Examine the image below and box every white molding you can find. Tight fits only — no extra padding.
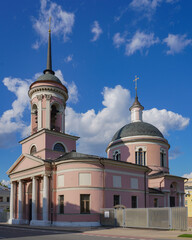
[29,144,38,154]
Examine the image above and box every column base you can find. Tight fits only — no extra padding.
[8,219,29,225]
[30,220,51,226]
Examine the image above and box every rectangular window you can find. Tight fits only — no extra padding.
[7,197,9,202]
[160,153,164,167]
[131,178,138,189]
[80,194,90,214]
[0,197,3,202]
[113,176,122,188]
[170,196,175,207]
[154,198,158,207]
[79,173,91,186]
[131,196,137,208]
[113,195,120,206]
[59,195,64,214]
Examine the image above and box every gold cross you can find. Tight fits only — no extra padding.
[133,75,139,90]
[49,17,51,33]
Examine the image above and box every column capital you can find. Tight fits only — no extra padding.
[37,94,43,101]
[45,94,52,100]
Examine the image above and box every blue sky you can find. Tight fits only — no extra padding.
[0,0,192,184]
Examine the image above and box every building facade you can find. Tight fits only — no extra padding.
[0,186,10,213]
[7,30,185,226]
[185,178,192,218]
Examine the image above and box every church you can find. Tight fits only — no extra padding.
[7,28,185,227]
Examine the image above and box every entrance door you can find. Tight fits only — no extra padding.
[29,199,32,222]
[170,196,175,207]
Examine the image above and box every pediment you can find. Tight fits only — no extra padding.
[7,154,44,175]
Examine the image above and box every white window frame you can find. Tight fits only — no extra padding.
[113,149,121,161]
[160,148,167,167]
[135,146,147,166]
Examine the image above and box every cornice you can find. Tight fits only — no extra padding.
[28,85,68,101]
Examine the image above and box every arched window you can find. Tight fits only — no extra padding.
[53,143,65,152]
[113,150,121,161]
[32,104,38,132]
[135,147,146,166]
[51,104,59,131]
[30,145,37,155]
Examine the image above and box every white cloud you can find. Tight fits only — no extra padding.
[65,86,189,156]
[55,70,78,103]
[143,108,190,135]
[169,147,182,160]
[32,0,75,49]
[0,77,31,140]
[182,172,192,179]
[91,21,103,42]
[113,33,126,48]
[64,54,73,63]
[163,34,192,55]
[125,31,159,56]
[0,180,10,187]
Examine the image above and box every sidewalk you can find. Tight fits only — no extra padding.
[0,223,191,239]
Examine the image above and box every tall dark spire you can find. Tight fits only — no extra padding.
[44,17,55,75]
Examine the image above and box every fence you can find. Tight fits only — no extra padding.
[100,207,188,230]
[0,212,10,222]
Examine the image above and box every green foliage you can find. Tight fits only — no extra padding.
[178,234,192,238]
[0,181,8,188]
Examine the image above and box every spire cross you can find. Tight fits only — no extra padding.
[133,75,139,96]
[49,17,51,33]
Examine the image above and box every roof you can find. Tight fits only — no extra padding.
[37,73,61,83]
[112,121,164,141]
[148,188,163,194]
[55,151,102,162]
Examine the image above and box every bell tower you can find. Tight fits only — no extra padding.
[20,23,79,160]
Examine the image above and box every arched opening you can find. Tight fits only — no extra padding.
[51,104,59,131]
[53,143,66,152]
[30,145,37,155]
[135,147,146,166]
[113,150,121,161]
[32,104,38,132]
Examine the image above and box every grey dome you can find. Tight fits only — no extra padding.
[37,73,61,83]
[112,122,164,141]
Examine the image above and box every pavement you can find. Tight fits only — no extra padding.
[0,223,192,239]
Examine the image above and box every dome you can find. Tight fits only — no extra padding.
[112,122,164,141]
[37,73,61,84]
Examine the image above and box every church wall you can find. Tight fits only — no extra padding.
[148,195,164,207]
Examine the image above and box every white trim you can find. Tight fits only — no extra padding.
[29,144,38,154]
[52,221,100,227]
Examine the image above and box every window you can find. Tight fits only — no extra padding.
[0,197,3,202]
[113,150,121,161]
[59,195,64,214]
[113,176,121,188]
[135,147,146,166]
[160,148,166,167]
[54,143,65,152]
[113,195,120,206]
[80,194,90,214]
[170,196,175,207]
[79,173,91,186]
[131,178,138,189]
[131,196,137,208]
[30,145,37,155]
[154,198,158,207]
[7,197,9,202]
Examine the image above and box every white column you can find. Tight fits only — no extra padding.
[32,177,37,221]
[43,175,49,222]
[45,94,52,130]
[37,95,43,130]
[9,182,14,223]
[179,193,181,207]
[18,180,23,220]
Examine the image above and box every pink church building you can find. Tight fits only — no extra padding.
[7,30,185,227]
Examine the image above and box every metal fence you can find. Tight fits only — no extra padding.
[0,212,10,222]
[100,207,188,230]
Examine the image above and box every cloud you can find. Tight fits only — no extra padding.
[113,32,126,48]
[163,34,192,55]
[169,147,182,160]
[125,31,159,56]
[64,54,73,63]
[91,21,103,42]
[32,0,75,49]
[55,70,78,103]
[65,85,189,156]
[182,172,192,179]
[0,77,32,141]
[143,108,189,135]
[129,0,177,19]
